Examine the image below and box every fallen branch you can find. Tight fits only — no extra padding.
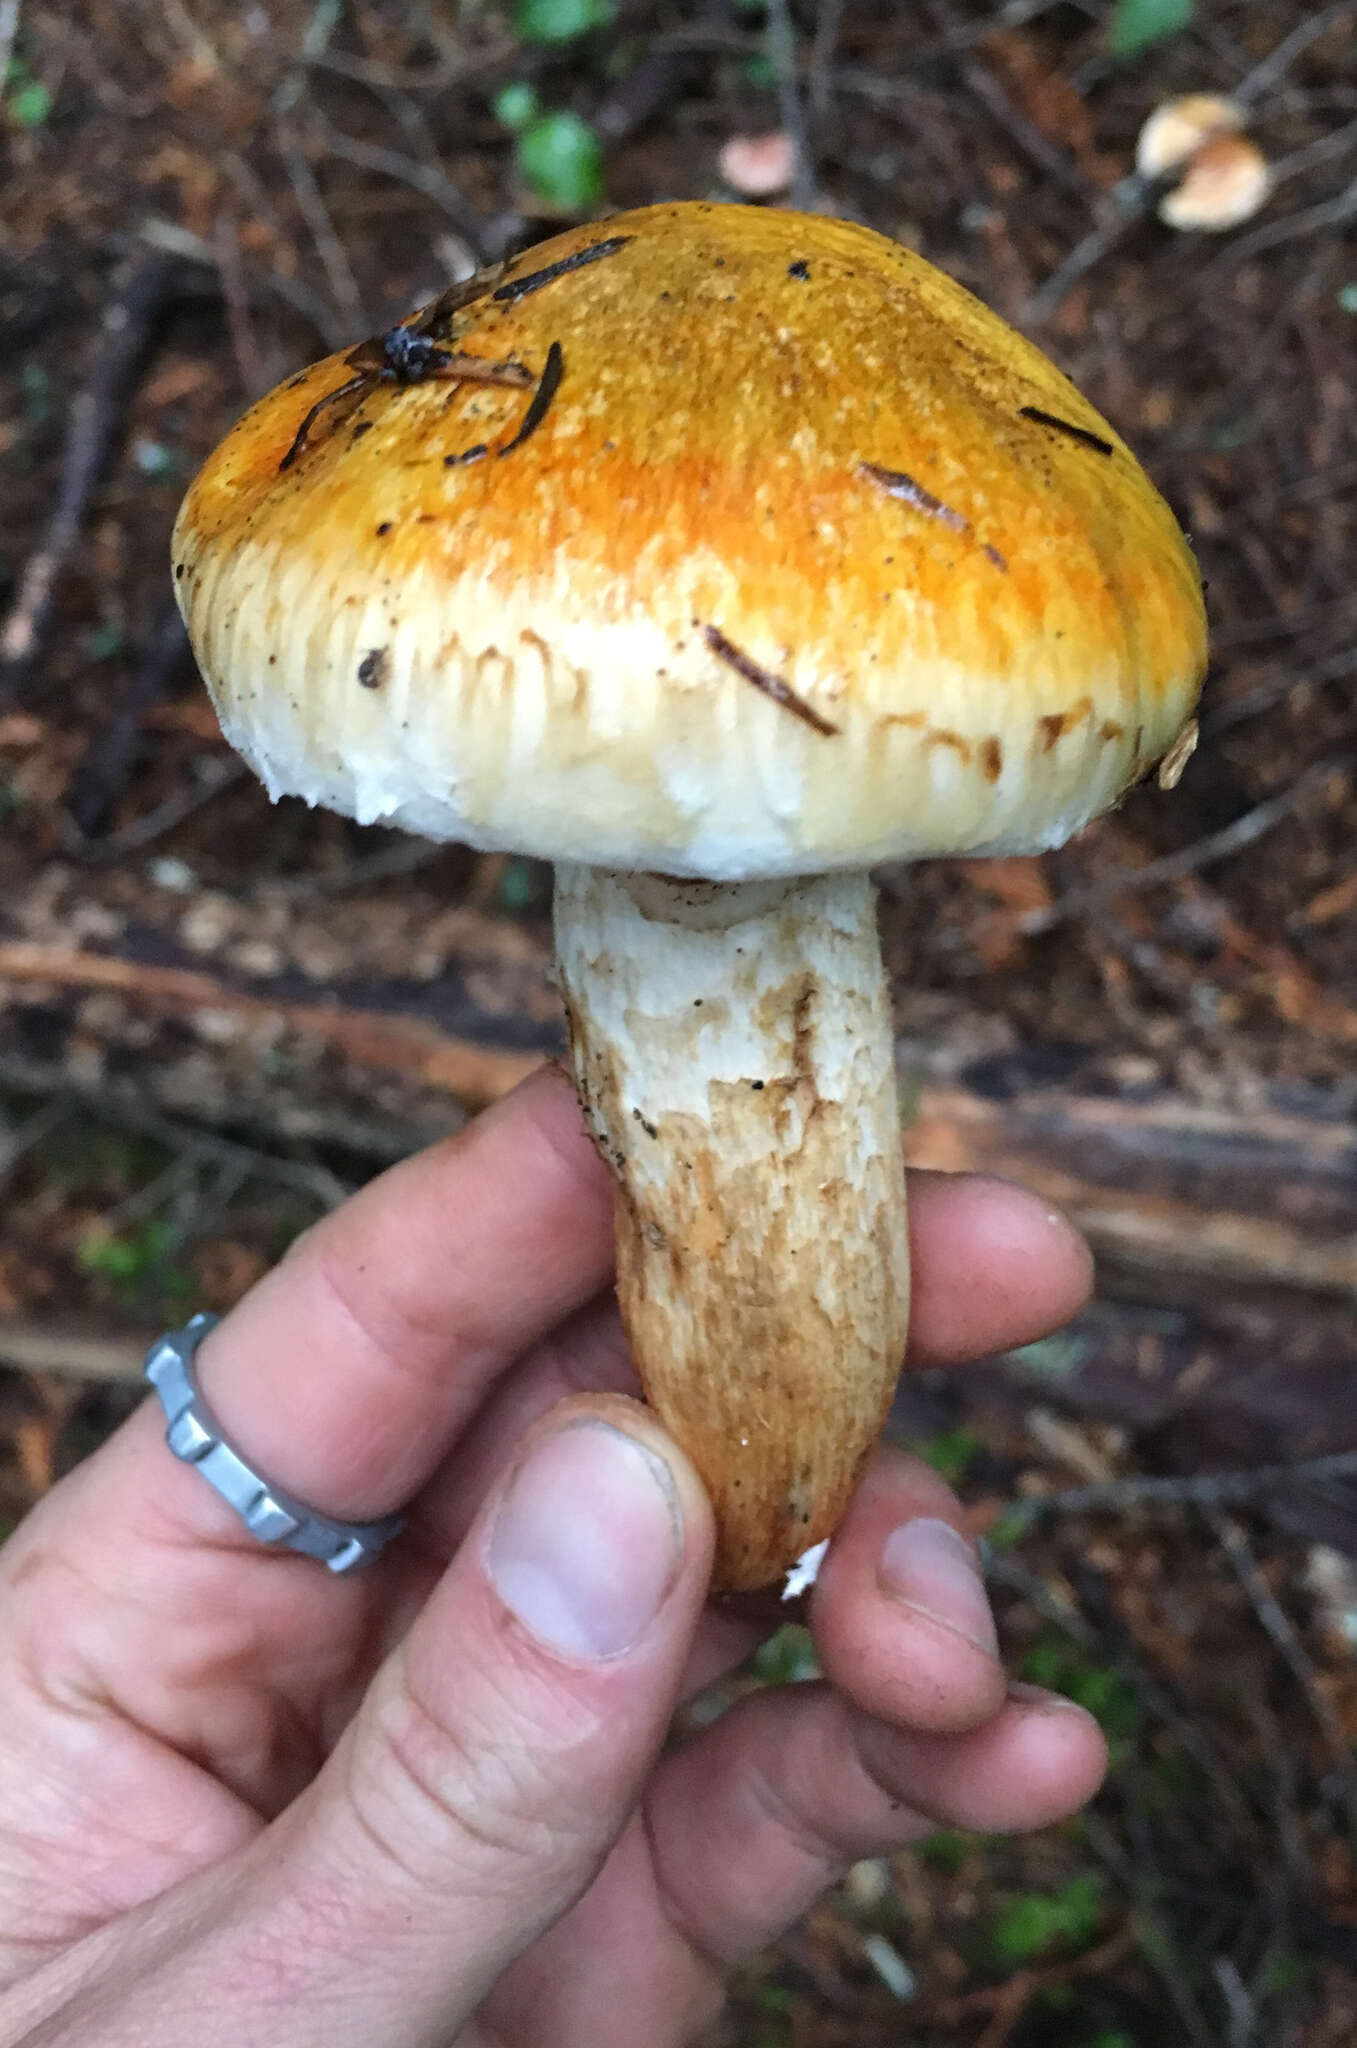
[0,1322,147,1384]
[1208,1511,1357,1832]
[3,940,1355,1295]
[69,601,198,840]
[904,1080,1357,1300]
[0,1051,438,1165]
[1015,759,1350,936]
[1003,1453,1357,1527]
[0,941,542,1109]
[0,254,185,703]
[1233,2,1357,106]
[914,1921,1137,2046]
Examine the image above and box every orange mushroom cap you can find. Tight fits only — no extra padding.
[174,202,1206,880]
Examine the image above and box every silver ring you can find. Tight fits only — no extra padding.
[144,1314,405,1574]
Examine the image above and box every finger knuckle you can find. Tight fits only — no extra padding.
[344,1658,582,1894]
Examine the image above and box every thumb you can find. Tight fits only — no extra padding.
[275,1394,714,2044]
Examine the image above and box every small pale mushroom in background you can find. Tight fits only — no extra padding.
[1136,92,1271,231]
[1135,92,1243,179]
[172,202,1206,1591]
[1158,132,1271,231]
[717,131,796,198]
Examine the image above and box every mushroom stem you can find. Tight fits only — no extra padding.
[554,864,910,1591]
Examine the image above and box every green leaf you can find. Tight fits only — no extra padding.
[980,1509,1029,1552]
[78,1217,194,1311]
[751,1623,820,1685]
[78,1218,177,1287]
[514,0,613,44]
[1019,1635,1141,1743]
[989,1873,1104,1967]
[1337,283,1357,314]
[916,1828,973,1874]
[8,79,52,127]
[83,621,127,662]
[516,111,605,211]
[20,363,51,426]
[493,81,540,133]
[497,854,542,913]
[1109,0,1193,59]
[911,1425,981,1486]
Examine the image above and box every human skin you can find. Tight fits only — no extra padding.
[0,1066,1106,2047]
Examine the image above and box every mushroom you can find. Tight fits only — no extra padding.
[1157,132,1271,232]
[1135,94,1271,232]
[172,202,1206,1591]
[1135,92,1244,181]
[717,131,798,198]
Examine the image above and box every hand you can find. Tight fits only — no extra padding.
[0,1066,1105,2047]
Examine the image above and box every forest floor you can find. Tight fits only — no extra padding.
[1,3,1356,2042]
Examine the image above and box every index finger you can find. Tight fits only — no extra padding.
[182,1063,615,1526]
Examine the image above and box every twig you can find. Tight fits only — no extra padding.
[1023,183,1146,326]
[0,1052,445,1167]
[138,218,345,348]
[1268,114,1357,190]
[1214,1955,1258,2048]
[14,1075,349,1214]
[961,59,1092,202]
[271,0,341,116]
[100,1147,205,1233]
[0,0,22,102]
[303,108,501,256]
[1134,1904,1219,2048]
[275,120,367,335]
[1015,759,1350,935]
[149,1150,271,1279]
[987,1550,1262,1838]
[0,254,182,703]
[806,0,845,137]
[0,1322,148,1385]
[159,0,222,72]
[914,1922,1137,2043]
[985,1550,1102,1648]
[214,208,269,397]
[1232,2,1357,107]
[1202,647,1357,735]
[0,1098,69,1186]
[79,753,247,861]
[1210,176,1357,270]
[1004,1453,1357,1527]
[259,834,444,898]
[1207,1511,1357,1834]
[1208,594,1357,652]
[68,601,197,840]
[304,36,519,95]
[764,0,818,212]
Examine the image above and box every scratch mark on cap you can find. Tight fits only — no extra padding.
[704,625,840,736]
